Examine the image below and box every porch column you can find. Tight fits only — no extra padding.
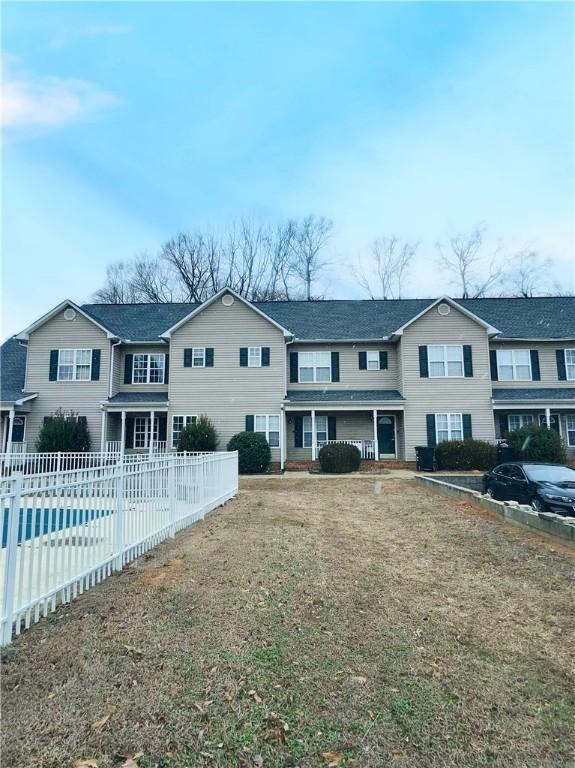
[120,410,126,456]
[280,408,286,471]
[149,410,155,456]
[545,407,551,428]
[100,410,106,452]
[311,409,316,461]
[373,409,379,461]
[6,408,15,455]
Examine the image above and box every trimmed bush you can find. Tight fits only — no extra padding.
[36,410,91,453]
[227,431,271,474]
[318,442,361,473]
[177,415,218,452]
[435,439,497,471]
[507,424,567,464]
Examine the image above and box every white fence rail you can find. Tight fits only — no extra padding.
[0,452,238,645]
[317,439,376,460]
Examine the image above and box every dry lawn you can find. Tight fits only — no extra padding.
[2,477,574,768]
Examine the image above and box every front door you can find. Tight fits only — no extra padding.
[377,415,396,457]
[538,414,560,434]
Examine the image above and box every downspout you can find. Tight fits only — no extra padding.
[109,339,122,399]
[282,337,295,471]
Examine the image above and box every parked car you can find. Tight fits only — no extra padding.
[483,463,575,515]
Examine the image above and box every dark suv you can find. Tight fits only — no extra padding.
[483,462,575,515]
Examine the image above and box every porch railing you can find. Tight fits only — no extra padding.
[6,443,27,455]
[317,439,376,460]
[152,440,167,454]
[105,441,122,455]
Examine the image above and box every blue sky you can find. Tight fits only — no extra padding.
[2,1,574,338]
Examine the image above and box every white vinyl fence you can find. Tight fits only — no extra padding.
[0,452,238,645]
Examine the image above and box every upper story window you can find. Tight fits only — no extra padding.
[193,348,206,367]
[58,349,91,381]
[254,414,280,448]
[366,351,380,370]
[496,349,531,381]
[435,413,463,443]
[428,345,464,377]
[248,347,262,367]
[565,349,575,380]
[132,353,165,384]
[299,351,331,383]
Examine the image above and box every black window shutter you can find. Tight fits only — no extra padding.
[158,416,167,442]
[262,347,270,366]
[556,350,567,380]
[499,414,509,436]
[125,417,134,449]
[77,416,88,426]
[419,346,429,378]
[49,350,59,381]
[331,352,340,382]
[358,351,367,370]
[164,354,169,384]
[328,416,337,440]
[294,415,303,448]
[245,415,254,432]
[124,354,133,384]
[91,349,101,381]
[462,414,472,439]
[530,350,540,380]
[239,348,248,367]
[379,351,388,370]
[463,345,473,377]
[183,348,193,367]
[489,350,498,381]
[206,348,214,367]
[290,352,299,383]
[426,414,436,447]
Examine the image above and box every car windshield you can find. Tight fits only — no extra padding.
[523,465,575,483]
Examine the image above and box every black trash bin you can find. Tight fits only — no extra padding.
[496,441,516,465]
[415,446,436,472]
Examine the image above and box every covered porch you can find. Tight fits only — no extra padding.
[1,394,37,456]
[102,392,169,455]
[283,390,405,462]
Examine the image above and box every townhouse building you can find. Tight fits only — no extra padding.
[1,289,574,467]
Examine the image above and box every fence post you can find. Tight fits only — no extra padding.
[1,472,22,646]
[114,457,125,571]
[168,456,176,537]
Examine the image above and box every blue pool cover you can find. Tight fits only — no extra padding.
[1,507,112,548]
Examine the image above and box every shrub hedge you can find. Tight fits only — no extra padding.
[36,410,92,453]
[434,439,497,471]
[177,415,218,452]
[227,431,271,474]
[318,442,361,473]
[507,424,567,464]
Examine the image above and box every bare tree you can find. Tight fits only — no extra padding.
[291,215,333,300]
[504,250,553,297]
[356,236,418,299]
[436,225,505,298]
[93,261,139,303]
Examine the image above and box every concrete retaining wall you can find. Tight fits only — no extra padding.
[416,475,575,544]
[433,475,484,492]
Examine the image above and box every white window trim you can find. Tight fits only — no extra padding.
[366,350,380,370]
[192,347,206,368]
[248,347,262,368]
[566,415,575,447]
[435,412,463,443]
[133,416,159,449]
[11,415,26,443]
[565,349,575,381]
[171,415,198,449]
[302,414,328,448]
[507,413,535,431]
[428,345,464,378]
[496,349,532,381]
[132,353,166,384]
[298,351,332,383]
[57,348,92,381]
[254,414,281,448]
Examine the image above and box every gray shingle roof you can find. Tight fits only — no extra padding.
[285,389,404,403]
[107,392,169,404]
[80,296,575,342]
[492,388,575,402]
[0,337,34,403]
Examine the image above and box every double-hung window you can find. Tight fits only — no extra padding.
[508,413,535,431]
[428,345,464,377]
[58,349,91,381]
[134,416,159,449]
[366,351,380,370]
[248,347,262,367]
[132,354,165,384]
[566,415,575,447]
[172,415,197,448]
[302,415,328,447]
[496,349,531,381]
[254,414,280,448]
[435,413,463,443]
[192,348,206,367]
[299,351,331,383]
[565,349,575,380]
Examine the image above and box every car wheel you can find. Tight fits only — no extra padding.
[530,496,545,513]
[485,485,497,499]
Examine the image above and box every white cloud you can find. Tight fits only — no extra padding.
[1,58,118,128]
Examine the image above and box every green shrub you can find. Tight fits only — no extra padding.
[227,432,271,474]
[36,410,91,453]
[507,424,567,464]
[435,439,497,471]
[318,442,361,473]
[177,415,218,452]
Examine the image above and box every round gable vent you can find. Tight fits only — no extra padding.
[222,294,234,306]
[437,302,451,316]
[63,308,76,321]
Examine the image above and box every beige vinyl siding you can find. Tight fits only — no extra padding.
[168,296,285,460]
[24,310,110,449]
[401,305,495,460]
[118,346,170,392]
[111,344,123,396]
[490,341,575,388]
[288,343,398,390]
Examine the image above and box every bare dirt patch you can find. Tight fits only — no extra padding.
[2,477,574,768]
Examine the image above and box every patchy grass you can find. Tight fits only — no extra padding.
[2,477,574,768]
